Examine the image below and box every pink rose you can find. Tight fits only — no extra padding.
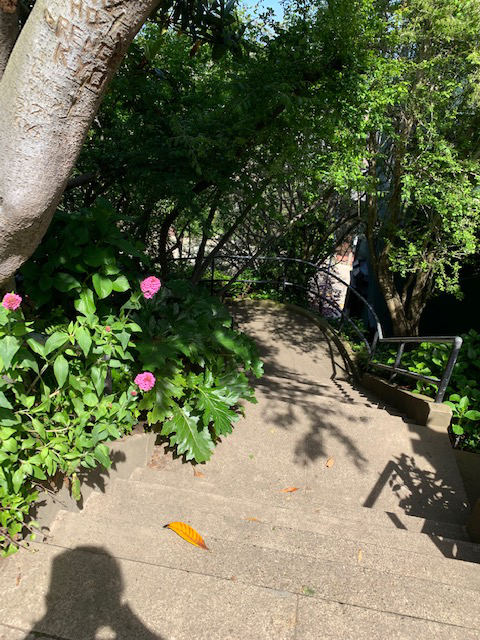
[2,292,22,311]
[140,276,162,300]
[134,372,156,392]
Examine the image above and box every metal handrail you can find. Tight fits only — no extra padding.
[371,335,463,403]
[173,254,462,403]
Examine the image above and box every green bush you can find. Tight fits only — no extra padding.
[0,204,262,556]
[373,330,480,451]
[131,280,263,462]
[0,291,139,557]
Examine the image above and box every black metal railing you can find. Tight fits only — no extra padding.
[370,336,463,403]
[173,255,461,403]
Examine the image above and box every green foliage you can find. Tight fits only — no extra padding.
[2,204,262,556]
[132,280,263,462]
[20,199,145,311]
[0,297,139,557]
[374,330,480,450]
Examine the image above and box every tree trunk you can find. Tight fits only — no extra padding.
[0,0,160,286]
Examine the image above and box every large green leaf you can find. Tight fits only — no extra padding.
[111,275,130,292]
[161,404,214,463]
[44,332,69,356]
[53,272,81,292]
[0,336,21,370]
[74,289,96,316]
[26,336,45,357]
[0,391,13,410]
[91,365,105,397]
[12,348,39,374]
[195,384,239,436]
[92,273,113,299]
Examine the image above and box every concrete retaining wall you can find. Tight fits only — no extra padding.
[361,372,452,430]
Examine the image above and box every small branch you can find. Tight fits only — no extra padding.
[65,171,98,191]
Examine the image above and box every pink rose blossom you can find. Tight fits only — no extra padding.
[134,372,156,392]
[105,326,111,332]
[140,276,162,299]
[2,292,22,311]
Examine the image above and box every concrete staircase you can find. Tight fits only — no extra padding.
[1,302,479,639]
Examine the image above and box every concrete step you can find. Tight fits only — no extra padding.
[146,383,469,529]
[44,507,480,631]
[1,543,477,640]
[60,479,480,590]
[130,465,471,543]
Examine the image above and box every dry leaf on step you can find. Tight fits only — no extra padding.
[326,457,334,468]
[164,522,209,550]
[280,487,299,493]
[244,517,261,522]
[357,549,363,563]
[193,468,205,478]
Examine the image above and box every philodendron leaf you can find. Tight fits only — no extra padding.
[161,404,214,463]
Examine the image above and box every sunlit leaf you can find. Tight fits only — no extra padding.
[164,521,209,550]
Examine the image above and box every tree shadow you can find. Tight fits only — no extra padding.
[231,302,471,531]
[231,302,370,470]
[26,546,163,639]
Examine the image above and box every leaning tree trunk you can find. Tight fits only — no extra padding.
[0,0,160,287]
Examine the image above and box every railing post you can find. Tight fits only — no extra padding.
[435,336,463,403]
[390,342,405,381]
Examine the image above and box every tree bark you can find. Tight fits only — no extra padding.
[0,0,160,286]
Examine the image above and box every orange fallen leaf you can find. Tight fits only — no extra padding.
[280,487,299,493]
[244,517,261,522]
[193,468,205,478]
[326,457,334,468]
[164,522,209,550]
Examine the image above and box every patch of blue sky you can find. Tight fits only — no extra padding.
[241,0,285,20]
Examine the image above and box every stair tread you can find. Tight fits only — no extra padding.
[45,509,480,630]
[2,542,478,640]
[130,466,471,541]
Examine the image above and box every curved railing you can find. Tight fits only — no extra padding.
[174,254,462,402]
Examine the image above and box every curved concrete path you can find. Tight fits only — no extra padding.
[0,301,478,640]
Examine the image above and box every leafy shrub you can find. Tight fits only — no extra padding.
[128,280,263,462]
[20,199,145,311]
[373,330,480,451]
[1,203,263,556]
[0,292,139,557]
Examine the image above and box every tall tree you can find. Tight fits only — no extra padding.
[0,0,241,287]
[361,0,480,335]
